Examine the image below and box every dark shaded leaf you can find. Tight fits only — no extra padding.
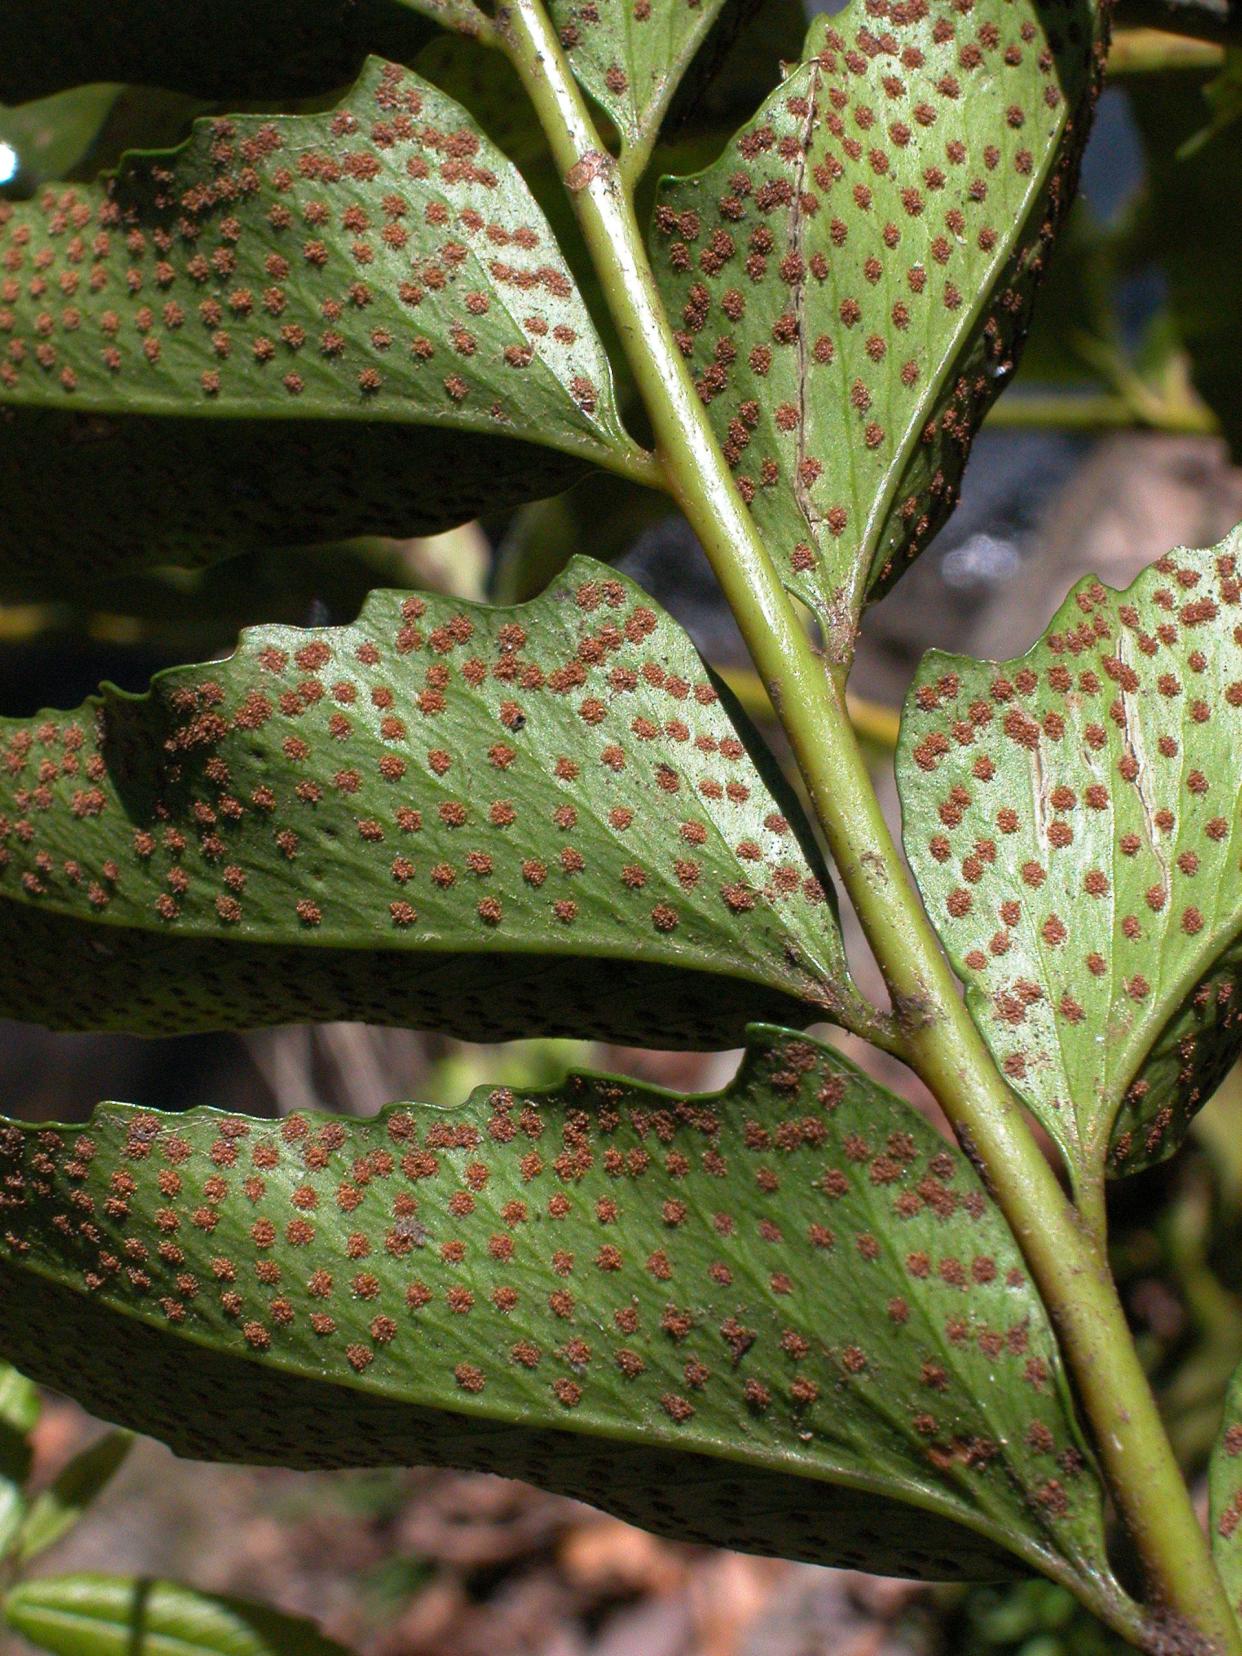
[3,1575,350,1656]
[997,201,1116,389]
[649,0,1105,655]
[0,59,651,591]
[0,535,459,653]
[898,530,1242,1182]
[1128,71,1242,459]
[493,472,675,602]
[0,557,848,1045]
[0,1028,1127,1606]
[0,89,123,199]
[0,1,433,105]
[658,0,810,148]
[1179,48,1242,154]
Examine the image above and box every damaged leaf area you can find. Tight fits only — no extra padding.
[0,557,848,1046]
[0,59,647,590]
[650,0,1103,653]
[898,533,1242,1182]
[547,0,729,159]
[0,1028,1123,1601]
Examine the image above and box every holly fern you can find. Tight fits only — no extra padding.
[0,0,1238,1651]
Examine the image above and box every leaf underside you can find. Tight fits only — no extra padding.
[0,59,638,590]
[0,556,847,1045]
[899,531,1242,1182]
[1210,1360,1242,1624]
[548,0,728,157]
[650,0,1104,652]
[0,0,434,104]
[0,1027,1116,1592]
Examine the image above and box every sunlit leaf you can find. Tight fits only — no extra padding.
[0,1029,1128,1606]
[0,557,849,1045]
[899,529,1242,1181]
[649,0,1105,655]
[0,59,649,592]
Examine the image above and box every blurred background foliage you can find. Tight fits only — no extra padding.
[1,13,1241,1655]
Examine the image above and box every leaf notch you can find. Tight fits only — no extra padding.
[899,530,1242,1181]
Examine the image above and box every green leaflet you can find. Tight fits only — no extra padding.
[547,0,729,160]
[898,531,1242,1183]
[0,59,647,592]
[0,1364,34,1561]
[0,1364,39,1440]
[1210,1361,1242,1629]
[649,0,1105,655]
[3,1576,350,1656]
[0,1027,1126,1607]
[0,2,433,105]
[0,556,850,1045]
[17,1432,133,1562]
